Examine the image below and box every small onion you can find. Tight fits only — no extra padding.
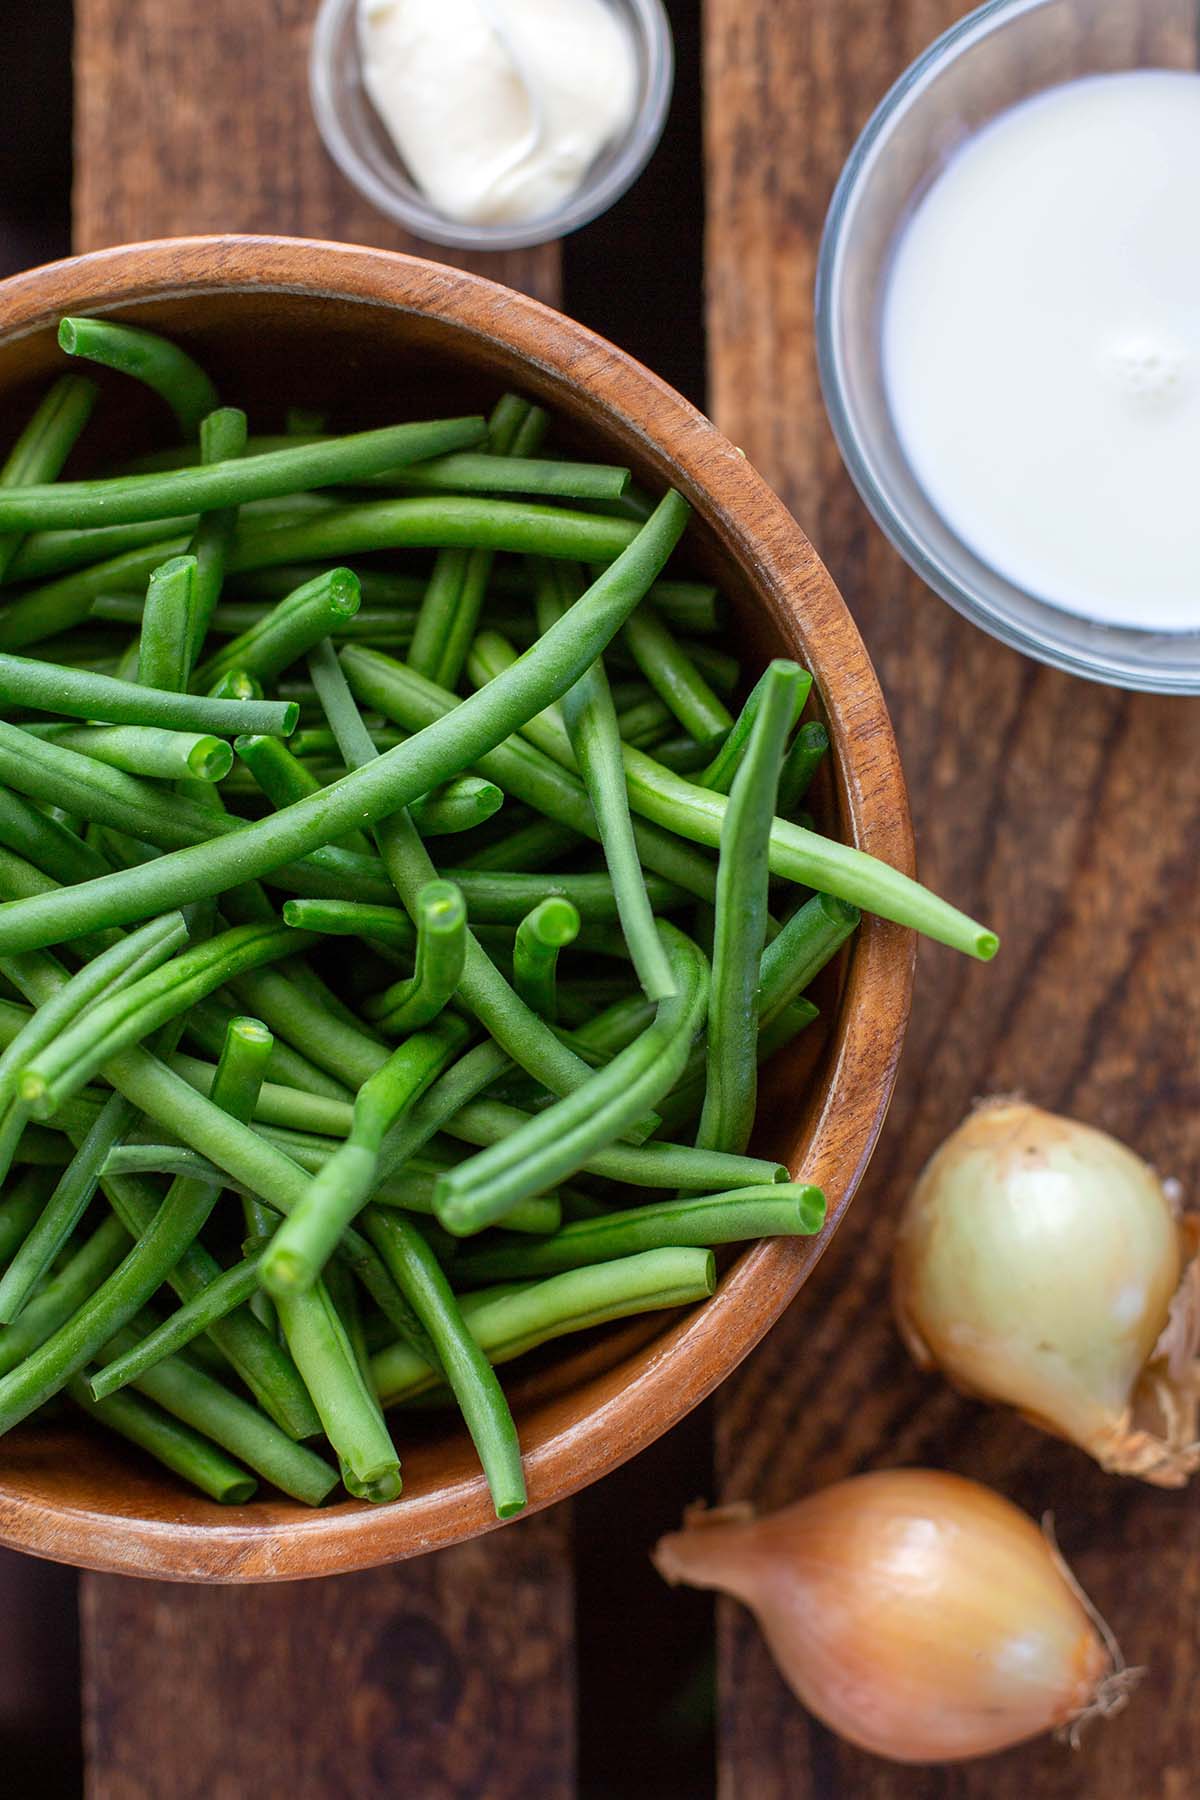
[653,1469,1133,1764]
[893,1099,1200,1485]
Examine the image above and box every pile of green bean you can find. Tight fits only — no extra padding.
[0,319,996,1513]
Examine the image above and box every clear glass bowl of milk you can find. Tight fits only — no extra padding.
[817,0,1200,693]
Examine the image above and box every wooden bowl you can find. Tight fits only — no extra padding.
[0,238,915,1580]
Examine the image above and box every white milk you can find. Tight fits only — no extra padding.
[882,71,1200,632]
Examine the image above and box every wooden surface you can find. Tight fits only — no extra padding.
[71,4,572,1795]
[82,1525,576,1800]
[705,2,1200,1797]
[72,0,558,303]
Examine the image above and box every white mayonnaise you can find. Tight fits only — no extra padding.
[883,71,1200,632]
[358,0,639,228]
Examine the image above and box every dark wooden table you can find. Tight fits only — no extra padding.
[45,0,1200,1794]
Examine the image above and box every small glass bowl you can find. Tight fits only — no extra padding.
[310,0,674,253]
[816,0,1200,694]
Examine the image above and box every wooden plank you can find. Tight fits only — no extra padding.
[73,7,572,1798]
[705,1,1200,1795]
[82,1521,576,1800]
[72,0,559,305]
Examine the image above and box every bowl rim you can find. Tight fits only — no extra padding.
[309,0,676,251]
[814,0,1200,695]
[0,235,915,1580]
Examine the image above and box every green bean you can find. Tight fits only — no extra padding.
[407,394,537,690]
[362,881,467,1035]
[98,1163,320,1440]
[232,564,426,609]
[652,736,712,775]
[138,554,197,691]
[91,594,416,645]
[0,1094,136,1322]
[306,636,636,1114]
[536,562,676,1001]
[623,602,734,749]
[376,1039,510,1180]
[108,1140,561,1236]
[0,912,187,1114]
[0,416,487,532]
[0,1217,131,1377]
[614,696,675,748]
[233,732,372,855]
[448,644,993,958]
[0,731,398,907]
[512,897,579,1023]
[282,896,415,955]
[436,924,708,1234]
[655,997,819,1137]
[274,1277,401,1497]
[755,998,823,1064]
[0,652,296,737]
[0,500,687,954]
[453,869,689,924]
[698,663,802,1155]
[193,567,361,690]
[189,406,248,662]
[451,1183,825,1283]
[187,995,352,1100]
[0,375,98,580]
[777,719,830,815]
[0,1012,302,1435]
[0,477,638,652]
[364,1210,525,1516]
[68,1376,257,1503]
[408,778,503,837]
[230,965,388,1089]
[697,662,812,795]
[261,1018,468,1295]
[0,788,111,886]
[639,581,724,636]
[458,815,581,873]
[0,1172,48,1266]
[365,450,627,501]
[684,643,739,695]
[4,491,331,590]
[87,1257,263,1395]
[372,1246,716,1406]
[171,1049,352,1135]
[343,648,718,902]
[58,316,219,437]
[23,723,234,783]
[758,891,860,1027]
[571,993,657,1060]
[439,1096,785,1192]
[21,925,309,1119]
[89,1322,337,1505]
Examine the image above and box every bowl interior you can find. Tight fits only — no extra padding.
[817,0,1200,693]
[0,240,913,1578]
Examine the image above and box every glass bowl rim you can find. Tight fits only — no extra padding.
[814,0,1200,696]
[309,0,676,252]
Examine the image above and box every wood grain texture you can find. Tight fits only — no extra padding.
[82,1516,576,1800]
[706,1,1200,1795]
[73,8,565,1794]
[73,0,559,305]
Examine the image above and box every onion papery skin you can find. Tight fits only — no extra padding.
[893,1100,1200,1487]
[653,1470,1117,1764]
